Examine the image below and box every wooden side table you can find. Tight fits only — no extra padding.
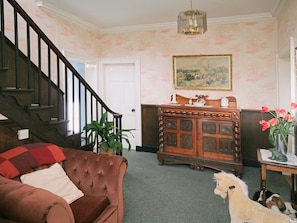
[257,148,297,203]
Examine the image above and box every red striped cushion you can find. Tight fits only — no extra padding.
[0,143,66,178]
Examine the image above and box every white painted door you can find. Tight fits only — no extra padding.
[102,60,141,150]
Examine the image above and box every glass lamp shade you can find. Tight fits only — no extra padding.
[177,10,207,35]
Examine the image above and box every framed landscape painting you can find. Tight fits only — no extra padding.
[173,54,232,90]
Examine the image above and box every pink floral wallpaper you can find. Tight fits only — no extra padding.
[278,0,297,52]
[10,0,297,110]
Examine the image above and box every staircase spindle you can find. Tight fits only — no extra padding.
[47,45,51,105]
[0,0,5,68]
[13,8,19,88]
[26,23,32,89]
[56,58,60,119]
[37,34,41,104]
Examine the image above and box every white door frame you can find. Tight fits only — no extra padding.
[99,57,142,148]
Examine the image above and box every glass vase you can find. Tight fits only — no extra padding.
[275,133,288,154]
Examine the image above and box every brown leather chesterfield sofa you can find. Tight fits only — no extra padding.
[0,145,128,223]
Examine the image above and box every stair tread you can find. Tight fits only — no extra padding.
[1,88,34,92]
[0,119,12,124]
[49,120,69,124]
[28,105,54,110]
[0,67,9,71]
[66,131,82,136]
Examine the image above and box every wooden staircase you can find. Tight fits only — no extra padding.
[0,0,122,151]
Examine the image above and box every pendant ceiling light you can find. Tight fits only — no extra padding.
[177,0,207,35]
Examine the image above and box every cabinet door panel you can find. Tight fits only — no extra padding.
[166,133,177,147]
[203,136,217,152]
[199,120,234,160]
[219,138,234,154]
[165,119,177,130]
[163,117,196,155]
[180,134,193,149]
[180,119,193,131]
[202,122,216,134]
[219,123,233,135]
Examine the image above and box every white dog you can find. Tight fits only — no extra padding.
[213,172,291,223]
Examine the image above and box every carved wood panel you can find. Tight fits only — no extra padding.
[180,134,193,149]
[166,133,177,147]
[219,138,234,154]
[203,137,216,152]
[165,119,177,130]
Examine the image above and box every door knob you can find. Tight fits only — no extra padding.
[131,109,135,112]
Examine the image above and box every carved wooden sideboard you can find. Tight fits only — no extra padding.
[157,95,242,175]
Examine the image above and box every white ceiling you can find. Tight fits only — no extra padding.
[35,0,284,33]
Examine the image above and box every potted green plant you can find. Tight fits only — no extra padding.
[83,112,134,155]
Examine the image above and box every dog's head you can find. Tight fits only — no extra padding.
[271,195,286,212]
[214,173,235,199]
[213,172,248,199]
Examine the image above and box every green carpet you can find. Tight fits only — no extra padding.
[122,150,290,223]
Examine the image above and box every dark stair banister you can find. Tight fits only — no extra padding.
[0,0,122,151]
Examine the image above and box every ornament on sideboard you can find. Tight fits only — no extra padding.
[188,97,193,105]
[171,92,178,104]
[194,95,208,105]
[221,97,229,107]
[194,95,208,101]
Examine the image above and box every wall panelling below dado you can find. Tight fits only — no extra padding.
[136,104,159,153]
[138,104,274,167]
[0,105,275,167]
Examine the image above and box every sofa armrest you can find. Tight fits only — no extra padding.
[0,176,75,223]
[62,148,128,223]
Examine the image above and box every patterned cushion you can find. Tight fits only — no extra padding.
[0,143,66,178]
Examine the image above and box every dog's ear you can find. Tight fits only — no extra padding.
[272,196,286,212]
[229,185,236,190]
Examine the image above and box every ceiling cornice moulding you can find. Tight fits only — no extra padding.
[35,0,278,34]
[35,1,102,32]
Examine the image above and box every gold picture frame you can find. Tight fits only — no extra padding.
[173,54,232,90]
